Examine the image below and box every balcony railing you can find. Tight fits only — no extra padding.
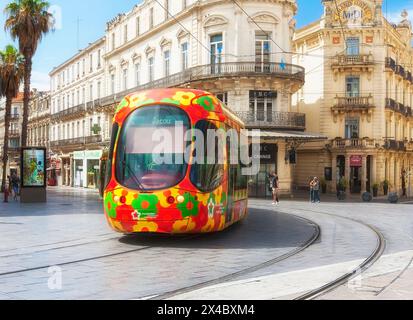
[50,135,103,148]
[10,114,20,121]
[234,111,306,130]
[98,61,306,107]
[395,65,406,78]
[332,138,377,149]
[384,140,407,151]
[8,130,20,137]
[332,54,374,67]
[333,95,374,111]
[386,99,412,117]
[52,104,86,121]
[385,57,396,71]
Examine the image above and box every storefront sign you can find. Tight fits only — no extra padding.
[251,144,277,164]
[74,150,103,160]
[350,155,363,167]
[249,91,277,100]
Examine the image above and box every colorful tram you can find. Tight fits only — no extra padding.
[103,88,249,234]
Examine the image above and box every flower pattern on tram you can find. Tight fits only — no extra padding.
[104,88,248,234]
[172,91,197,106]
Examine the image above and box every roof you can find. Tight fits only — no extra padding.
[12,92,24,103]
[248,130,328,142]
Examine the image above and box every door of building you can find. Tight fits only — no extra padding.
[350,167,361,194]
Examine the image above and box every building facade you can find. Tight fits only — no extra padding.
[0,93,24,181]
[28,90,51,149]
[49,37,107,188]
[49,0,321,194]
[293,0,413,196]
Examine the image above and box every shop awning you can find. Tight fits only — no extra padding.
[247,130,328,142]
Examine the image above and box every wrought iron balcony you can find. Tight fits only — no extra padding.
[384,139,406,151]
[395,65,406,78]
[51,104,86,121]
[385,57,396,71]
[234,111,306,130]
[331,54,374,70]
[8,130,20,138]
[386,99,412,117]
[99,61,306,107]
[50,135,103,148]
[332,138,377,149]
[332,95,374,111]
[10,114,20,121]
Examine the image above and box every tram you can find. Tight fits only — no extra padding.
[103,88,248,234]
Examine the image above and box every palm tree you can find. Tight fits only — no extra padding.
[4,0,53,147]
[0,45,25,194]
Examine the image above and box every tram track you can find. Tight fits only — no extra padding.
[273,207,387,300]
[0,234,202,278]
[147,214,321,300]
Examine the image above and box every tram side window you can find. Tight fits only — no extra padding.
[190,120,224,192]
[105,123,118,188]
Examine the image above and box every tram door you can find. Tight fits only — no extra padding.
[226,134,236,224]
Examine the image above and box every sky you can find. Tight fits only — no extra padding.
[0,0,411,90]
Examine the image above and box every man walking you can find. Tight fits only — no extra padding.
[11,172,20,201]
[270,172,280,205]
[313,177,321,204]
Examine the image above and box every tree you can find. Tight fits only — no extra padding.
[4,0,53,147]
[0,45,25,194]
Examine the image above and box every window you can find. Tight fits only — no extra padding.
[210,34,223,74]
[346,37,360,55]
[149,7,154,29]
[190,120,224,192]
[249,91,276,122]
[345,118,360,139]
[216,93,228,105]
[181,42,188,71]
[148,57,154,82]
[111,33,116,50]
[346,76,360,97]
[89,84,93,101]
[165,0,169,20]
[97,81,101,99]
[136,17,140,36]
[97,50,101,68]
[122,69,128,90]
[182,0,187,9]
[135,64,140,86]
[164,50,170,77]
[111,74,115,94]
[255,31,271,72]
[82,58,86,75]
[124,24,128,44]
[115,105,190,191]
[89,54,93,72]
[82,88,86,104]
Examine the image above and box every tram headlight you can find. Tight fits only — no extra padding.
[177,195,185,204]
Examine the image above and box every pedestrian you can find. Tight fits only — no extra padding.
[313,177,321,203]
[271,172,280,205]
[309,177,315,203]
[11,173,20,201]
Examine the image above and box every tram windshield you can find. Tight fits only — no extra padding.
[116,105,190,191]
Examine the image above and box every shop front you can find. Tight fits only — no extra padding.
[73,150,102,189]
[248,143,278,198]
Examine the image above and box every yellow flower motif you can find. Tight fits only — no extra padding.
[172,91,197,107]
[130,92,148,105]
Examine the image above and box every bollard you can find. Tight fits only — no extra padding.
[388,192,399,204]
[362,192,373,202]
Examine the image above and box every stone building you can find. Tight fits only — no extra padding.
[293,0,413,196]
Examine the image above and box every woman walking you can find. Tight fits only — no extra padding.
[271,173,280,205]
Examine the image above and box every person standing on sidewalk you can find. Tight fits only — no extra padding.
[11,173,20,201]
[271,173,280,205]
[309,177,315,203]
[313,177,321,203]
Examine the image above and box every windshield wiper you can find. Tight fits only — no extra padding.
[122,148,148,192]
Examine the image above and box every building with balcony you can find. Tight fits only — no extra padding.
[293,0,413,196]
[28,90,51,149]
[0,92,24,182]
[49,0,326,194]
[49,37,108,188]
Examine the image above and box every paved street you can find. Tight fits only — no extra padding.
[0,188,412,300]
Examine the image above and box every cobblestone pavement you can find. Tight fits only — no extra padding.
[0,188,316,300]
[0,188,412,300]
